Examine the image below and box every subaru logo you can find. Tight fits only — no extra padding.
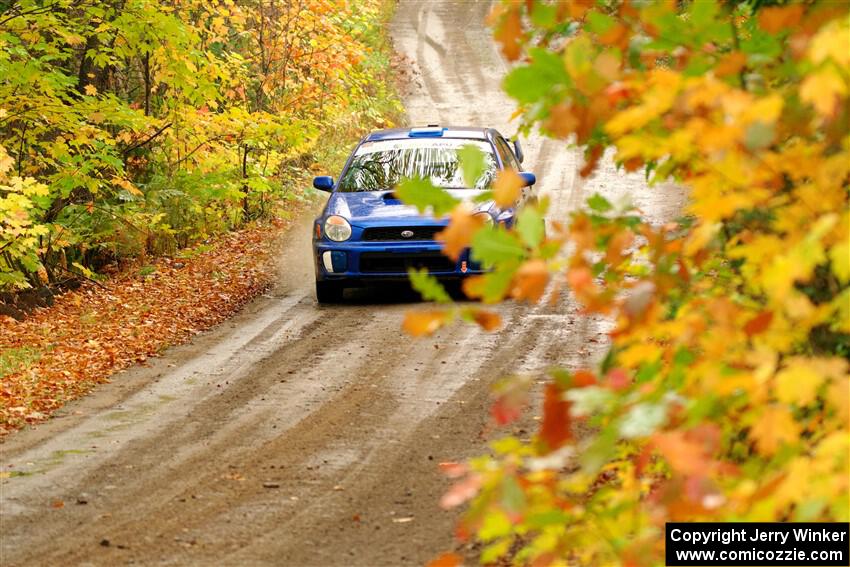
[401,230,414,238]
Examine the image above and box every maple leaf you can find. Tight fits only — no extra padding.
[757,5,804,34]
[438,461,468,479]
[435,204,484,261]
[492,169,523,208]
[800,68,846,117]
[775,362,823,406]
[714,52,747,78]
[750,405,799,455]
[460,275,487,300]
[441,474,482,509]
[426,552,462,567]
[598,23,627,48]
[622,281,655,320]
[402,310,449,337]
[511,259,548,302]
[112,176,143,197]
[744,310,773,337]
[605,230,634,266]
[579,145,603,177]
[470,309,502,332]
[491,395,522,426]
[492,5,522,61]
[652,431,707,476]
[539,383,572,452]
[544,103,579,139]
[491,375,530,426]
[83,84,97,96]
[606,368,630,391]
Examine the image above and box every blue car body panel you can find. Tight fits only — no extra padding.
[313,126,527,285]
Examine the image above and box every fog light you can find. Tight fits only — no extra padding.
[322,251,347,273]
[331,251,347,272]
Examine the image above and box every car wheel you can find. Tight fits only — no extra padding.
[316,280,344,303]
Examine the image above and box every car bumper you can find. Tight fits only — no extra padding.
[313,240,483,283]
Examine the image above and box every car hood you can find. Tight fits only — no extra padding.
[327,189,493,225]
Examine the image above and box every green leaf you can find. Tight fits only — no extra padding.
[564,35,594,77]
[408,267,452,303]
[530,3,557,28]
[683,54,715,77]
[586,11,616,35]
[480,539,512,564]
[516,206,545,249]
[504,66,550,104]
[503,48,570,105]
[645,10,687,50]
[587,193,613,213]
[740,27,782,60]
[479,509,513,541]
[526,509,570,529]
[501,474,526,513]
[689,0,719,30]
[580,428,618,474]
[635,358,662,383]
[471,226,526,266]
[395,177,459,217]
[473,267,516,303]
[458,144,486,188]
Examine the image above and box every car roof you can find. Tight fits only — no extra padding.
[364,126,497,142]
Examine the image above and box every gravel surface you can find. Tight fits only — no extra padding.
[0,1,683,565]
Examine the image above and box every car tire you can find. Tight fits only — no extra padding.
[316,280,344,303]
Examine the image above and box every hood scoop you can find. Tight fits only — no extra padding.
[381,191,402,201]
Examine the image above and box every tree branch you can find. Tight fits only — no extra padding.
[122,122,172,157]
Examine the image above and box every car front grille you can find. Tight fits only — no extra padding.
[359,252,456,274]
[361,226,444,241]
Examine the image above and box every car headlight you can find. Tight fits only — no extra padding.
[473,211,494,226]
[324,215,352,242]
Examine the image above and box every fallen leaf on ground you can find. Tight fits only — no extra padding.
[0,217,296,435]
[427,552,463,567]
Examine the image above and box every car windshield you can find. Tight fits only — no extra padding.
[337,138,497,192]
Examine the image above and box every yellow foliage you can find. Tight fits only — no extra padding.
[750,405,799,455]
[775,361,823,406]
[425,2,850,564]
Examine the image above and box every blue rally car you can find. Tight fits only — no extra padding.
[311,125,535,303]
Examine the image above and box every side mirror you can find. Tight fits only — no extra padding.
[513,139,524,164]
[519,172,536,187]
[313,176,334,192]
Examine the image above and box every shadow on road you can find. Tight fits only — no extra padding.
[327,280,469,306]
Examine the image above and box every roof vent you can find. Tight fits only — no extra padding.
[409,126,445,138]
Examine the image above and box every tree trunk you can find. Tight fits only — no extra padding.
[77,35,100,94]
[241,145,250,221]
[143,53,151,116]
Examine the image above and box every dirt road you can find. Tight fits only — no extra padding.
[0,2,681,565]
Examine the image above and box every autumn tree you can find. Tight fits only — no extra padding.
[402,1,849,564]
[0,0,400,295]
